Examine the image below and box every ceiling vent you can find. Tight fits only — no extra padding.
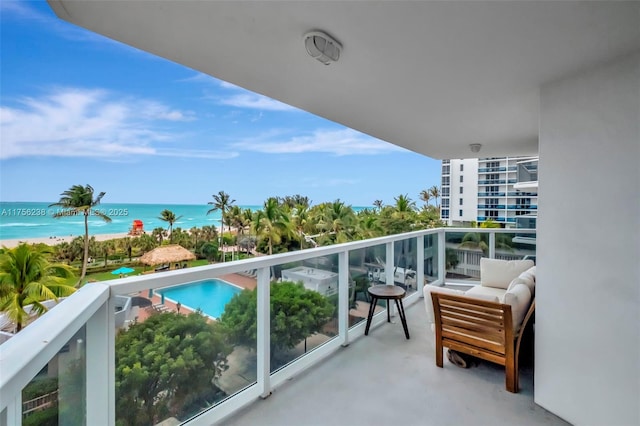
[304,31,342,65]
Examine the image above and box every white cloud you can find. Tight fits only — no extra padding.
[0,87,226,160]
[232,128,405,156]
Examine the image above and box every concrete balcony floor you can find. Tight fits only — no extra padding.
[221,301,569,426]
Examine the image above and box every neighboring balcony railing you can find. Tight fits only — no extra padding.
[0,228,535,426]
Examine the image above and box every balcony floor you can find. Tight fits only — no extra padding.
[221,301,568,426]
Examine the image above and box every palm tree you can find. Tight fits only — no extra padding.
[373,200,384,211]
[0,244,76,332]
[50,184,112,282]
[99,240,115,267]
[316,200,356,244]
[429,185,441,210]
[207,191,236,235]
[158,209,182,243]
[207,191,236,260]
[151,227,166,244]
[253,197,293,255]
[419,189,431,207]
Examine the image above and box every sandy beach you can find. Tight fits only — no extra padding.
[0,232,132,249]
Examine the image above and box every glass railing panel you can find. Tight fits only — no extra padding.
[347,244,387,329]
[495,232,537,260]
[444,231,486,283]
[393,237,418,296]
[423,233,439,284]
[21,326,86,426]
[270,254,340,373]
[116,281,255,424]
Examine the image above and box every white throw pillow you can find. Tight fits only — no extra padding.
[480,258,534,290]
[518,266,536,296]
[423,285,465,324]
[503,283,532,331]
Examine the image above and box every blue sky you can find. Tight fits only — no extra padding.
[0,0,441,207]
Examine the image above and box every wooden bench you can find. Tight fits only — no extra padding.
[431,293,535,393]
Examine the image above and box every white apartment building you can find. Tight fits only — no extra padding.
[441,156,538,228]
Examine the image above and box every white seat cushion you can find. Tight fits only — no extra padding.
[480,258,535,290]
[465,285,506,300]
[503,283,532,331]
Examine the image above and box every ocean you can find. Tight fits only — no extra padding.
[0,201,259,240]
[0,201,369,241]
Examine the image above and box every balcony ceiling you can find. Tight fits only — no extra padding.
[48,1,640,159]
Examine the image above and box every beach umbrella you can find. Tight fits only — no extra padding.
[111,266,135,275]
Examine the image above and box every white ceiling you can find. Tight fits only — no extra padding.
[48,1,640,159]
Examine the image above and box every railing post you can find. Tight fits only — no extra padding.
[416,235,424,296]
[338,251,349,347]
[256,267,271,398]
[489,231,496,259]
[86,298,115,426]
[385,242,394,286]
[0,395,21,426]
[438,229,446,286]
[385,242,395,316]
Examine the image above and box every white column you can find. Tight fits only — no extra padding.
[416,235,425,295]
[536,53,639,425]
[437,229,446,286]
[488,231,496,259]
[86,298,115,426]
[256,267,271,398]
[338,251,349,346]
[0,395,21,426]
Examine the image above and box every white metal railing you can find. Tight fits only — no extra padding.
[0,227,535,425]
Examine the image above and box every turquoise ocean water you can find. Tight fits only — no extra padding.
[0,201,368,241]
[0,201,259,241]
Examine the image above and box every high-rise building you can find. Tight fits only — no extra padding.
[441,156,538,228]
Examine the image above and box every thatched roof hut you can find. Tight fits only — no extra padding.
[139,244,196,266]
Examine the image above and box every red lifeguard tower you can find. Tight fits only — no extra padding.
[129,219,144,236]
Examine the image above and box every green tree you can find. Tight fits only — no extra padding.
[253,197,294,255]
[158,209,182,243]
[314,200,356,244]
[99,240,116,267]
[207,191,236,259]
[134,234,157,254]
[207,191,235,235]
[373,199,384,211]
[419,189,432,207]
[115,312,230,425]
[50,184,112,281]
[0,244,76,331]
[200,242,219,262]
[429,185,441,210]
[220,281,334,362]
[151,227,166,244]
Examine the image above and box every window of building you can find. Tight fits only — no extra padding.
[459,198,463,205]
[442,199,450,208]
[459,209,463,217]
[460,186,463,194]
[460,175,464,183]
[460,164,464,172]
[442,176,450,185]
[442,209,449,219]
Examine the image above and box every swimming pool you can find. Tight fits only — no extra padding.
[157,279,242,319]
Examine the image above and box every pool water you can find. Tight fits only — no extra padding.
[157,279,242,319]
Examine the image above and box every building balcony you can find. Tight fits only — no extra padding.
[0,228,539,426]
[478,192,505,197]
[477,204,505,209]
[478,180,507,184]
